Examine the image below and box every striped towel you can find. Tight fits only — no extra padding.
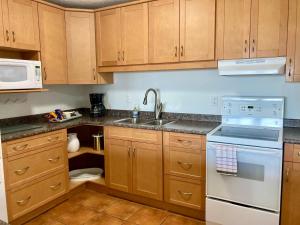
[216,144,238,174]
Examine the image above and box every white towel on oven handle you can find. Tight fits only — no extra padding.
[215,144,238,174]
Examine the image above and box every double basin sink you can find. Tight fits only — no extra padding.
[113,118,174,126]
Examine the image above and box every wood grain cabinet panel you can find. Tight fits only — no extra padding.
[132,142,163,200]
[38,3,68,84]
[66,11,97,84]
[286,0,300,82]
[120,3,148,65]
[149,0,180,63]
[6,0,40,51]
[250,0,288,58]
[96,8,121,66]
[179,0,216,61]
[216,0,251,59]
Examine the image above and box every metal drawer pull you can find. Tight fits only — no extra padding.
[133,147,136,158]
[286,167,290,183]
[177,161,193,170]
[178,190,193,201]
[16,196,31,206]
[128,147,131,157]
[48,136,59,142]
[48,156,60,163]
[13,144,29,151]
[14,166,30,175]
[12,31,15,42]
[6,30,9,41]
[50,182,62,190]
[297,152,300,157]
[177,139,192,145]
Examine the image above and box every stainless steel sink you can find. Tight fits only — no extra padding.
[113,118,146,125]
[143,119,173,126]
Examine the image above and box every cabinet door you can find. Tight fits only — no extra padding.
[250,0,288,58]
[38,4,68,84]
[105,139,132,193]
[179,0,215,62]
[121,3,148,65]
[281,163,300,225]
[96,9,121,66]
[216,0,251,59]
[149,0,180,63]
[0,0,9,47]
[66,11,97,84]
[286,0,300,82]
[7,0,40,50]
[132,142,163,200]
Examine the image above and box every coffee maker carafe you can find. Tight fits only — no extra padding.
[90,93,106,117]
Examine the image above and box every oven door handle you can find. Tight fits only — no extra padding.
[210,145,282,156]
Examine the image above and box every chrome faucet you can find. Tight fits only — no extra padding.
[143,88,163,120]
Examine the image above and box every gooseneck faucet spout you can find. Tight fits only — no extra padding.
[143,88,162,120]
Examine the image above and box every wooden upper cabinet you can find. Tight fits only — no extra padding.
[96,8,121,66]
[216,0,251,59]
[120,3,148,65]
[286,0,300,82]
[66,11,97,84]
[250,0,288,58]
[105,139,132,193]
[132,142,163,200]
[0,0,8,47]
[179,0,216,62]
[38,4,68,84]
[149,0,180,63]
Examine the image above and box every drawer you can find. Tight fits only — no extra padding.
[164,132,204,150]
[105,126,162,144]
[165,175,204,210]
[8,171,67,220]
[5,130,67,157]
[6,144,66,189]
[165,146,205,179]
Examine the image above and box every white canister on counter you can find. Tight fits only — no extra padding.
[67,133,80,153]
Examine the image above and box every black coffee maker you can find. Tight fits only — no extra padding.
[90,93,106,117]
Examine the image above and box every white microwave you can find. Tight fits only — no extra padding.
[0,58,42,90]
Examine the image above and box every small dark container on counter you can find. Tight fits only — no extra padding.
[90,93,106,117]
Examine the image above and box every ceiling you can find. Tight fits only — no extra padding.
[45,0,133,9]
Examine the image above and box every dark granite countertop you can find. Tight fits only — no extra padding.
[283,127,300,144]
[0,115,220,142]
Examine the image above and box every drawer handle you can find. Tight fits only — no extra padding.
[48,156,60,163]
[177,139,192,145]
[50,182,62,190]
[13,144,28,151]
[178,190,193,201]
[48,136,59,142]
[14,166,30,175]
[16,196,31,206]
[177,161,193,170]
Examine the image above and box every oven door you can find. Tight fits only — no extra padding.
[0,60,42,90]
[206,141,282,212]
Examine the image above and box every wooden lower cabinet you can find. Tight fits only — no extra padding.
[105,126,163,200]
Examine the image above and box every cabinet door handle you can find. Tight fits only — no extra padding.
[44,67,47,81]
[93,68,96,80]
[5,30,9,41]
[122,51,125,61]
[12,31,15,42]
[286,167,290,183]
[14,166,30,175]
[50,182,62,190]
[177,190,193,201]
[128,146,131,158]
[13,144,28,151]
[252,39,255,52]
[48,136,59,142]
[177,161,193,170]
[48,156,60,163]
[175,46,178,57]
[16,196,31,206]
[117,51,121,61]
[180,46,184,57]
[132,147,136,158]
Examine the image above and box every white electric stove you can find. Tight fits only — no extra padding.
[0,132,8,223]
[206,96,284,225]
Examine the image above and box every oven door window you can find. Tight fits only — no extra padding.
[206,142,282,212]
[0,65,27,82]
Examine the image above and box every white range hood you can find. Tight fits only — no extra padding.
[218,57,286,76]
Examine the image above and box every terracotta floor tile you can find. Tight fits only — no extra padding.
[104,199,142,220]
[162,214,203,225]
[126,206,169,225]
[83,213,124,225]
[48,201,100,225]
[23,213,64,225]
[69,190,121,212]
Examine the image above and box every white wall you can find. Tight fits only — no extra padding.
[0,85,90,119]
[90,69,300,119]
